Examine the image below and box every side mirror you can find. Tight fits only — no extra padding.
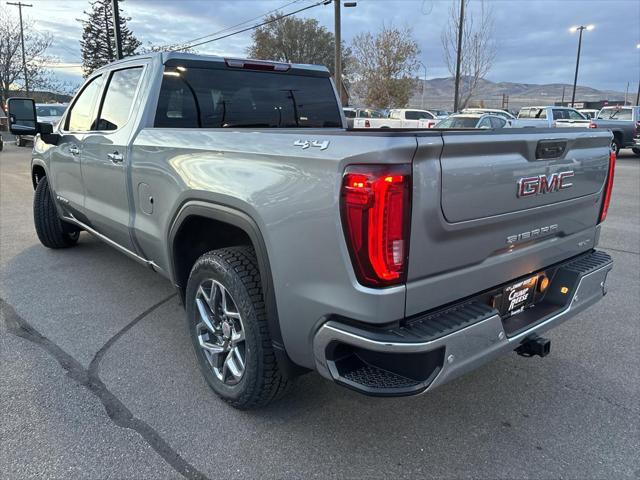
[8,97,37,136]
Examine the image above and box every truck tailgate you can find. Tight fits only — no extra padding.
[405,129,612,316]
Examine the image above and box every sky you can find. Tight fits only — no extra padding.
[11,0,640,93]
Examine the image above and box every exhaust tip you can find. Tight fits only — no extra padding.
[516,334,551,358]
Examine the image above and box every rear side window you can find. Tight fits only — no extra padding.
[490,116,506,128]
[67,75,103,131]
[154,66,342,128]
[405,110,432,120]
[96,67,143,131]
[518,108,530,119]
[343,109,356,118]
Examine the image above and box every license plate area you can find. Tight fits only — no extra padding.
[496,276,538,318]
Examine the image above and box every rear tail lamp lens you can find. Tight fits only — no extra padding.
[599,149,616,223]
[340,164,411,287]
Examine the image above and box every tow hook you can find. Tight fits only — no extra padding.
[516,334,551,358]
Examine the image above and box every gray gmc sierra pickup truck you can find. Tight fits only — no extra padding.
[8,52,615,408]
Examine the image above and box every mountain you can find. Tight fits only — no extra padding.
[379,77,628,111]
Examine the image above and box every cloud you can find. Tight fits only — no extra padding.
[20,0,640,92]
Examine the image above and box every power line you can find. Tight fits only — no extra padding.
[160,0,307,51]
[173,0,329,51]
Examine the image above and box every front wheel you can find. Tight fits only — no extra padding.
[16,135,25,147]
[632,147,640,157]
[611,137,621,156]
[185,246,289,409]
[33,176,79,248]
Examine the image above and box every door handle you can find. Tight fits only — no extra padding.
[107,152,124,164]
[68,145,80,155]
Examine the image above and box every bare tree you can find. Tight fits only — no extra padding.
[0,6,56,103]
[441,0,496,110]
[351,25,420,109]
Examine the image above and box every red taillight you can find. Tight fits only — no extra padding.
[589,121,597,129]
[364,119,371,128]
[340,164,411,287]
[599,150,616,223]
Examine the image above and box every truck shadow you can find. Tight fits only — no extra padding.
[3,232,636,479]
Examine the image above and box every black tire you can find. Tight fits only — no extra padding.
[186,246,289,409]
[611,137,621,157]
[16,136,25,147]
[632,147,640,157]
[33,176,79,248]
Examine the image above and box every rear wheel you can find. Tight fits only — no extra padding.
[33,176,79,248]
[16,135,25,147]
[185,246,289,409]
[632,147,640,157]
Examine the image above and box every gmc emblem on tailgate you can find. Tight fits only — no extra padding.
[517,171,574,197]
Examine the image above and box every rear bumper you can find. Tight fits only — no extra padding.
[313,250,613,396]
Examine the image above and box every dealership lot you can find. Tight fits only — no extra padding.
[1,142,638,479]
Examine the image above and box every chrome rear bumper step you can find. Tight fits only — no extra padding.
[313,250,613,396]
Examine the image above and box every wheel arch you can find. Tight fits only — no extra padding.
[31,161,48,190]
[167,201,307,378]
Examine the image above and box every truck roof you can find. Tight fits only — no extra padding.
[94,51,330,75]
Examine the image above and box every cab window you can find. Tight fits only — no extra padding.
[66,75,103,131]
[96,67,144,131]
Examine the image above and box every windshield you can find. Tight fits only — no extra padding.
[598,108,632,120]
[36,105,66,117]
[436,117,478,128]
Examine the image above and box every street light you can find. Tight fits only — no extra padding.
[418,62,427,109]
[569,24,594,107]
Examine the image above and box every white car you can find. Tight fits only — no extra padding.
[515,106,590,128]
[462,108,516,126]
[354,108,438,129]
[435,113,510,129]
[15,103,67,147]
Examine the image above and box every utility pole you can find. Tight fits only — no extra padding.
[624,81,629,106]
[332,1,356,106]
[453,0,464,112]
[561,85,566,104]
[7,2,33,94]
[636,44,640,105]
[334,0,341,105]
[570,24,593,108]
[111,0,123,59]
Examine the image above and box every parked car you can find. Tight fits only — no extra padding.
[0,105,8,131]
[8,52,615,408]
[516,106,590,128]
[354,108,437,128]
[462,108,517,126]
[343,107,386,128]
[15,103,67,147]
[429,109,452,119]
[578,109,599,119]
[435,113,509,129]
[589,106,640,156]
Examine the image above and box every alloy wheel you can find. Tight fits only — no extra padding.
[195,279,246,385]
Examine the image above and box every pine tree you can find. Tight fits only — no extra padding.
[79,0,141,77]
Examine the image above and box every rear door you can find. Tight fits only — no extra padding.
[81,65,145,251]
[405,129,612,315]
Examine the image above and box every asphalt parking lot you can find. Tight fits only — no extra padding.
[1,140,639,479]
